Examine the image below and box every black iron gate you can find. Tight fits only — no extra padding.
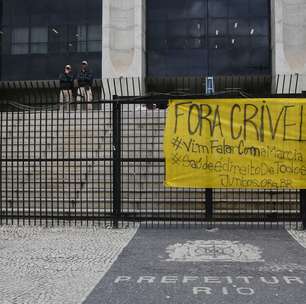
[0,76,305,229]
[112,97,305,229]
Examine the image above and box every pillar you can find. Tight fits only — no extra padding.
[271,0,306,93]
[102,0,146,80]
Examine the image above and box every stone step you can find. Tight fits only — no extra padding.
[1,166,164,178]
[0,109,300,215]
[0,186,299,202]
[1,122,164,131]
[1,135,111,142]
[0,189,202,200]
[1,131,163,142]
[1,120,164,128]
[0,109,165,119]
[0,186,298,197]
[1,153,113,160]
[1,148,159,156]
[0,201,299,213]
[1,139,160,148]
[1,138,161,148]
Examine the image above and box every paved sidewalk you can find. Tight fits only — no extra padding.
[1,226,306,304]
[0,225,138,304]
[84,228,306,304]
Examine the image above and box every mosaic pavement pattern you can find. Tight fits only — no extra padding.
[0,225,137,304]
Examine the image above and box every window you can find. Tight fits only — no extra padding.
[2,0,102,81]
[31,27,48,54]
[48,25,68,53]
[88,25,102,52]
[12,27,48,55]
[12,28,29,54]
[147,0,271,76]
[77,25,87,52]
[77,25,102,53]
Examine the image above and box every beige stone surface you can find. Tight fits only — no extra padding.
[271,0,306,92]
[102,0,146,81]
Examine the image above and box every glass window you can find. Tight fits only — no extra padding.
[250,48,269,67]
[148,38,167,50]
[2,0,102,81]
[148,21,167,38]
[230,49,250,67]
[249,18,269,36]
[208,19,228,37]
[77,25,87,52]
[188,20,206,38]
[147,0,270,76]
[76,25,102,52]
[187,38,206,49]
[147,52,166,75]
[168,21,188,37]
[228,19,250,36]
[31,27,48,54]
[229,37,250,49]
[187,1,207,19]
[229,0,248,17]
[208,37,228,49]
[12,28,29,55]
[210,49,231,74]
[208,0,228,18]
[251,36,269,48]
[167,38,187,49]
[166,49,208,76]
[48,25,68,53]
[249,0,268,17]
[1,27,11,55]
[88,25,102,52]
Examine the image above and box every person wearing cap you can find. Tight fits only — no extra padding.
[76,60,93,110]
[59,65,74,111]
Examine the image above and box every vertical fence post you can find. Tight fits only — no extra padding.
[300,190,306,230]
[112,96,121,228]
[205,188,213,223]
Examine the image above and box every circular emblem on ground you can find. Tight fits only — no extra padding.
[165,240,264,262]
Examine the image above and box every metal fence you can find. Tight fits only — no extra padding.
[0,74,304,108]
[0,75,305,229]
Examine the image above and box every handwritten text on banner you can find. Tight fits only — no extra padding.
[164,99,306,189]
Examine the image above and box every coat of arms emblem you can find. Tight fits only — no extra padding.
[165,240,264,262]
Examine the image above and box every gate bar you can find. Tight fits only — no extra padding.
[300,190,306,230]
[112,96,121,228]
[205,188,213,222]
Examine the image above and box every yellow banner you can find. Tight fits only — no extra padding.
[164,98,306,189]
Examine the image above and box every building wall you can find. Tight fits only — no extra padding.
[1,0,306,87]
[101,0,272,78]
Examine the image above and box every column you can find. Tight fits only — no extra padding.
[271,0,306,92]
[102,0,146,81]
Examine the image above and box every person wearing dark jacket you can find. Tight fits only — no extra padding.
[59,65,74,111]
[76,60,93,110]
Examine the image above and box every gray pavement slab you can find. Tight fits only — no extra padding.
[84,228,306,304]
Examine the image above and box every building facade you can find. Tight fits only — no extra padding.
[0,0,306,87]
[0,0,102,80]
